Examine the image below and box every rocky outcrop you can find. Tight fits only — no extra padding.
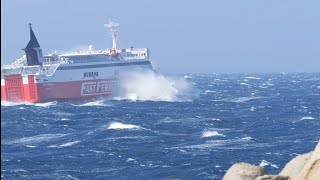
[223,141,320,180]
[295,141,320,180]
[223,163,267,180]
[279,152,313,178]
[254,175,289,180]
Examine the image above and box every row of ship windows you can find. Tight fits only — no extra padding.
[58,61,150,70]
[84,72,98,78]
[132,53,146,56]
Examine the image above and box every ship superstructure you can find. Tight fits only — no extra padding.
[1,20,153,102]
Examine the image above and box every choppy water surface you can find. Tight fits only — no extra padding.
[2,72,320,179]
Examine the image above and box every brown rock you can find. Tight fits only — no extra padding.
[223,162,267,180]
[295,141,320,180]
[255,175,290,180]
[279,152,313,178]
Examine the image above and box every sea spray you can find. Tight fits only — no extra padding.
[116,70,199,102]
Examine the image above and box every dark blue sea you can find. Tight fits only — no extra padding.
[2,72,320,179]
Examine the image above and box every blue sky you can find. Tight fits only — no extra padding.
[1,0,319,73]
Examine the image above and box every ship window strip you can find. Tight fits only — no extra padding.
[57,61,150,70]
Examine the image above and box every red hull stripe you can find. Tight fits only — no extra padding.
[1,74,118,103]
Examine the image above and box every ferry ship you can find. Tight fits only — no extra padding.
[1,20,153,103]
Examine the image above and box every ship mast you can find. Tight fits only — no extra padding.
[104,19,119,50]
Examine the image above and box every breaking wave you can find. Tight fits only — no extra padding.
[107,122,145,130]
[1,101,33,107]
[202,131,225,138]
[300,116,315,120]
[4,133,67,145]
[1,101,56,107]
[76,100,107,107]
[59,141,81,147]
[116,71,199,102]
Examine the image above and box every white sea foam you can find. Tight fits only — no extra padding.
[4,133,67,145]
[34,101,57,107]
[26,145,37,148]
[203,90,216,94]
[115,71,199,102]
[61,118,70,121]
[242,137,254,141]
[202,131,225,138]
[1,101,32,107]
[259,160,279,169]
[126,158,135,162]
[1,101,56,107]
[228,96,264,103]
[240,83,249,86]
[244,76,261,80]
[259,160,269,167]
[59,140,80,147]
[300,116,315,120]
[107,122,144,130]
[77,100,106,107]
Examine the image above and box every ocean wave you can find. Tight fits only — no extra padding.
[76,100,107,107]
[4,133,67,145]
[259,160,279,169]
[225,96,265,103]
[1,101,56,107]
[107,122,145,130]
[59,140,80,147]
[1,101,33,107]
[300,116,315,120]
[34,101,57,107]
[203,90,216,94]
[244,76,261,80]
[202,131,225,138]
[115,71,199,102]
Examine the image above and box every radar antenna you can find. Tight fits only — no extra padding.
[104,19,119,50]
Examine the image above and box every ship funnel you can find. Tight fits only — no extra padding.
[23,23,43,66]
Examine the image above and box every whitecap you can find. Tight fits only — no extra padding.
[59,140,80,147]
[211,118,221,121]
[228,96,264,103]
[4,133,67,145]
[34,101,57,107]
[202,131,225,138]
[1,101,32,107]
[259,160,278,169]
[244,77,261,80]
[241,137,258,141]
[203,90,216,94]
[107,122,143,130]
[77,100,106,107]
[240,83,249,86]
[26,145,37,148]
[259,160,269,167]
[126,158,135,162]
[300,116,315,120]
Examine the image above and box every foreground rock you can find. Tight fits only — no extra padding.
[223,163,267,180]
[254,175,289,180]
[295,141,320,180]
[223,141,320,180]
[279,152,313,178]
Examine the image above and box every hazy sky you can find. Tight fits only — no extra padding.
[1,0,319,73]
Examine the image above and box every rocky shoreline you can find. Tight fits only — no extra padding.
[223,141,320,180]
